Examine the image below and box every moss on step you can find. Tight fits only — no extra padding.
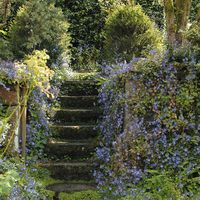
[60,81,99,96]
[59,95,98,109]
[41,161,95,181]
[59,190,102,200]
[50,125,97,140]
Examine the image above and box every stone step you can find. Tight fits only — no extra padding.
[53,109,100,124]
[60,81,99,96]
[40,161,94,181]
[50,125,97,140]
[46,181,96,193]
[45,139,97,159]
[59,95,98,109]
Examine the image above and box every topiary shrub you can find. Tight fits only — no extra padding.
[103,4,163,63]
[8,0,71,64]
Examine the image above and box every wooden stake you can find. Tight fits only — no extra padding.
[21,87,27,159]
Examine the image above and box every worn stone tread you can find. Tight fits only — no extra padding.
[50,124,97,140]
[46,182,96,193]
[40,161,95,181]
[53,108,100,124]
[45,139,97,159]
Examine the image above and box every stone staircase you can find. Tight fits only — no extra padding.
[41,80,100,199]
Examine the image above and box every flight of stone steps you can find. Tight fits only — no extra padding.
[41,80,100,199]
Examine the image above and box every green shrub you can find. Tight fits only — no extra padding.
[103,4,163,63]
[0,30,13,59]
[8,0,71,64]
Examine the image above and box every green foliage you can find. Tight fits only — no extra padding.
[103,4,163,63]
[190,0,200,21]
[135,0,164,28]
[100,0,199,30]
[20,50,54,96]
[56,0,105,71]
[0,160,20,198]
[140,170,181,200]
[0,30,13,59]
[9,0,71,64]
[0,158,52,199]
[122,169,199,200]
[186,21,200,55]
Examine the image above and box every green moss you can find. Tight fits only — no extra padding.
[59,190,102,200]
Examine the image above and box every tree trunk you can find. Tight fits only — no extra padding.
[197,6,200,22]
[163,0,176,46]
[164,0,192,46]
[174,0,191,44]
[2,0,10,23]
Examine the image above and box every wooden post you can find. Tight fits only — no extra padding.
[20,86,27,159]
[13,85,20,153]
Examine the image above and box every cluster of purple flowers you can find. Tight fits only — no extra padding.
[0,61,17,81]
[96,51,200,198]
[26,88,53,158]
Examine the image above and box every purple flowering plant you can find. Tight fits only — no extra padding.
[0,50,55,157]
[96,49,200,199]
